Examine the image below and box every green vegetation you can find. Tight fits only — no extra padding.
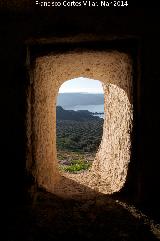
[57,151,94,173]
[56,119,103,152]
[60,159,91,173]
[56,106,104,173]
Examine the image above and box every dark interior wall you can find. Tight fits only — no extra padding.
[140,35,160,211]
[1,3,160,218]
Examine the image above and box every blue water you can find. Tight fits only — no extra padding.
[63,104,104,118]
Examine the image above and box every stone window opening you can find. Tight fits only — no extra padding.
[56,77,105,179]
[26,50,133,199]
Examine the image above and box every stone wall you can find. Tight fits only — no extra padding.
[2,3,160,218]
[27,51,133,198]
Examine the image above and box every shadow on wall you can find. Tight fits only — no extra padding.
[7,181,159,241]
[27,51,133,196]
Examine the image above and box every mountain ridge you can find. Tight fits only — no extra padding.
[57,93,104,106]
[56,106,101,121]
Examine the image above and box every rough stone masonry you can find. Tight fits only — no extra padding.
[27,50,133,199]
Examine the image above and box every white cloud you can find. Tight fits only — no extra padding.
[59,77,104,93]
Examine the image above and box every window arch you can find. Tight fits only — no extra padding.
[26,51,133,198]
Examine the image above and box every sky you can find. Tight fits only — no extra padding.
[58,77,104,93]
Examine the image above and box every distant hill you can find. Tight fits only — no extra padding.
[56,106,101,121]
[57,93,104,106]
[56,106,104,152]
